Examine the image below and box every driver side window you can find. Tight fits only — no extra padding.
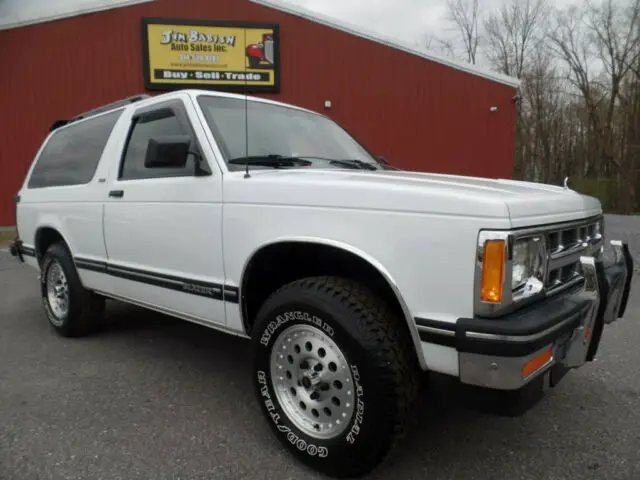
[120,105,197,180]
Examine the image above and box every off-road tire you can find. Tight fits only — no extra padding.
[251,276,420,478]
[40,242,105,337]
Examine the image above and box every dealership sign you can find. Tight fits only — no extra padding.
[141,18,280,92]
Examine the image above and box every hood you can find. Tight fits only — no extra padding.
[225,169,602,227]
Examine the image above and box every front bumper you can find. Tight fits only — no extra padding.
[418,240,634,391]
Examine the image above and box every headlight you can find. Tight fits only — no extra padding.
[476,230,548,315]
[511,236,545,291]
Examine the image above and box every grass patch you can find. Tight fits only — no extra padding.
[0,228,16,246]
[570,177,616,212]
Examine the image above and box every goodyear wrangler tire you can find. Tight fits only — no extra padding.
[251,276,419,478]
[40,242,105,338]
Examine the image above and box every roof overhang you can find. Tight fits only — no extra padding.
[250,0,521,89]
[0,0,521,89]
[0,0,157,31]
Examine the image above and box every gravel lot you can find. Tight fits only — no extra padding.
[1,214,640,480]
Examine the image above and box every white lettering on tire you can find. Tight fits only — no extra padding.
[346,364,365,444]
[257,370,329,458]
[260,311,335,346]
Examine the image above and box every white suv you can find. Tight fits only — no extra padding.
[10,89,634,478]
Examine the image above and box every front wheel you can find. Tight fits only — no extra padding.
[251,276,419,478]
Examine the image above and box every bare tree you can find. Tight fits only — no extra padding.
[423,33,436,50]
[518,47,564,182]
[548,5,598,176]
[588,0,640,173]
[550,0,640,210]
[483,0,549,78]
[429,0,640,214]
[444,0,481,64]
[420,32,457,58]
[476,0,549,188]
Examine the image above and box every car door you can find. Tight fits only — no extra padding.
[102,94,228,327]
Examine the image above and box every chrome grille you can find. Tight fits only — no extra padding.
[543,217,603,295]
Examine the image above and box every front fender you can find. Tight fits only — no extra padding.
[239,236,428,369]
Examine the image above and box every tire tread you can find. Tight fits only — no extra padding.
[258,275,420,476]
[42,242,105,337]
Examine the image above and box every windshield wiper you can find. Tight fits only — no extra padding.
[279,156,379,170]
[286,156,378,170]
[228,155,313,168]
[227,154,379,171]
[329,159,379,170]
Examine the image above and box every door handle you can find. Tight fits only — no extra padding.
[108,190,124,198]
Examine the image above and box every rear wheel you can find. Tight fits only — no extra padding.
[40,242,105,337]
[251,276,419,478]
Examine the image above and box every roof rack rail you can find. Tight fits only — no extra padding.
[49,120,70,132]
[70,94,152,121]
[48,94,152,133]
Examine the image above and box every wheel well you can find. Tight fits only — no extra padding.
[35,227,65,264]
[241,242,419,359]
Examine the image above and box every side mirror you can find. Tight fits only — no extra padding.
[145,135,192,168]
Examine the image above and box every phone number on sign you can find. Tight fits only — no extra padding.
[178,54,221,63]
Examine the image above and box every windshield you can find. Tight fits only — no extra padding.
[196,95,381,171]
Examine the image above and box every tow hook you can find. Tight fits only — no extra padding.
[9,238,24,263]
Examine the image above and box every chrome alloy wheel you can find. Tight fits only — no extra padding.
[270,323,357,440]
[46,261,69,324]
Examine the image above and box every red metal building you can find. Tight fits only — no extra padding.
[0,0,520,227]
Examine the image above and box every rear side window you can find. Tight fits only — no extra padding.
[27,110,122,189]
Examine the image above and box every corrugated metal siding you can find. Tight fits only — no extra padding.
[0,0,516,226]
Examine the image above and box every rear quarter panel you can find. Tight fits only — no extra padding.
[15,111,132,292]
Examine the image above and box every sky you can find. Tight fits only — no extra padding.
[1,0,582,42]
[291,0,453,47]
[284,0,591,72]
[0,0,587,65]
[284,0,582,48]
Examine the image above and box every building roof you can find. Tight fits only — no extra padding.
[250,0,521,89]
[0,0,521,89]
[0,0,155,31]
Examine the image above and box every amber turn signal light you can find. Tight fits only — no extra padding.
[522,348,553,378]
[480,239,505,303]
